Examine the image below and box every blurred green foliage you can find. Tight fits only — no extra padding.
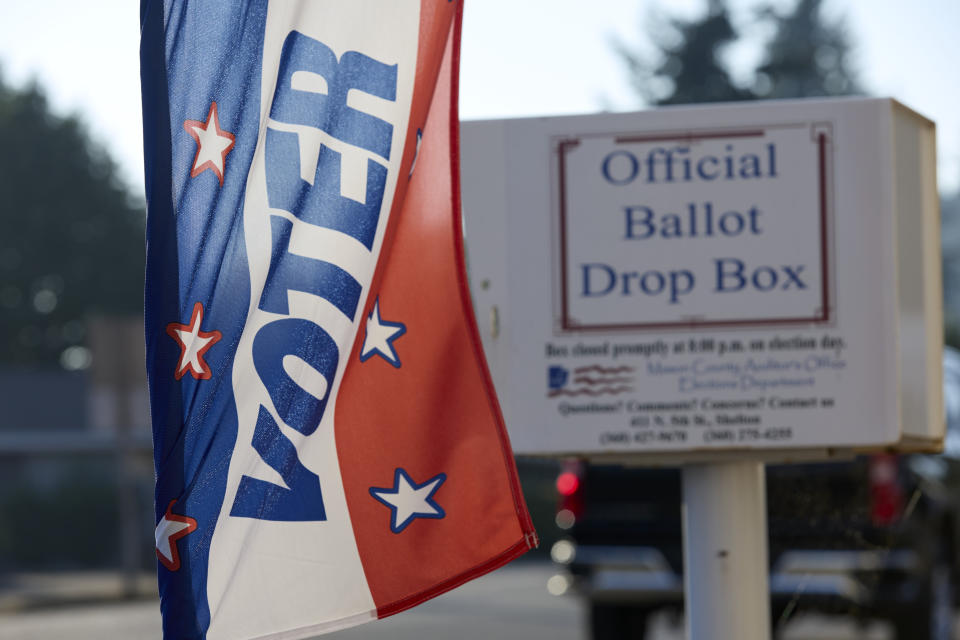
[614,0,860,106]
[0,75,145,368]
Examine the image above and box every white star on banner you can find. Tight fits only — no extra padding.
[359,297,406,367]
[155,500,197,572]
[183,101,235,186]
[166,301,222,380]
[369,468,447,533]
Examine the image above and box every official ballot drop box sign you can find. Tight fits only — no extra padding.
[461,98,943,459]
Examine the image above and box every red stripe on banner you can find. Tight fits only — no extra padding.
[334,0,536,619]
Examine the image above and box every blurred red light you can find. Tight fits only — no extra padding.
[869,453,902,527]
[556,471,580,496]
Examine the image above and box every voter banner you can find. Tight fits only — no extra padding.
[462,99,942,459]
[141,2,535,638]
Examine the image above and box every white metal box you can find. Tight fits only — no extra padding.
[461,98,942,460]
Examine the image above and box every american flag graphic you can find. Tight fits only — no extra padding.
[548,364,635,397]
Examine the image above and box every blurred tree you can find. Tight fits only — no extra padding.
[753,0,860,99]
[614,0,860,106]
[613,0,752,106]
[0,74,144,369]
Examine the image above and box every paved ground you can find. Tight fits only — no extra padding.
[0,564,582,640]
[0,571,156,614]
[0,563,946,639]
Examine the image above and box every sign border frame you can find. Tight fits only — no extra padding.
[553,123,836,333]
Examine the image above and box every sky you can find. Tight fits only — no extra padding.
[0,0,957,194]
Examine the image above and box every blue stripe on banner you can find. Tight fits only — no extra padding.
[142,0,268,637]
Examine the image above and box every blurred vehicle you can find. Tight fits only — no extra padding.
[549,347,960,640]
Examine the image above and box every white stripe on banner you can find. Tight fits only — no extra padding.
[206,1,419,637]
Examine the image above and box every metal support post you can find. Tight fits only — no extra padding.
[682,460,770,640]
